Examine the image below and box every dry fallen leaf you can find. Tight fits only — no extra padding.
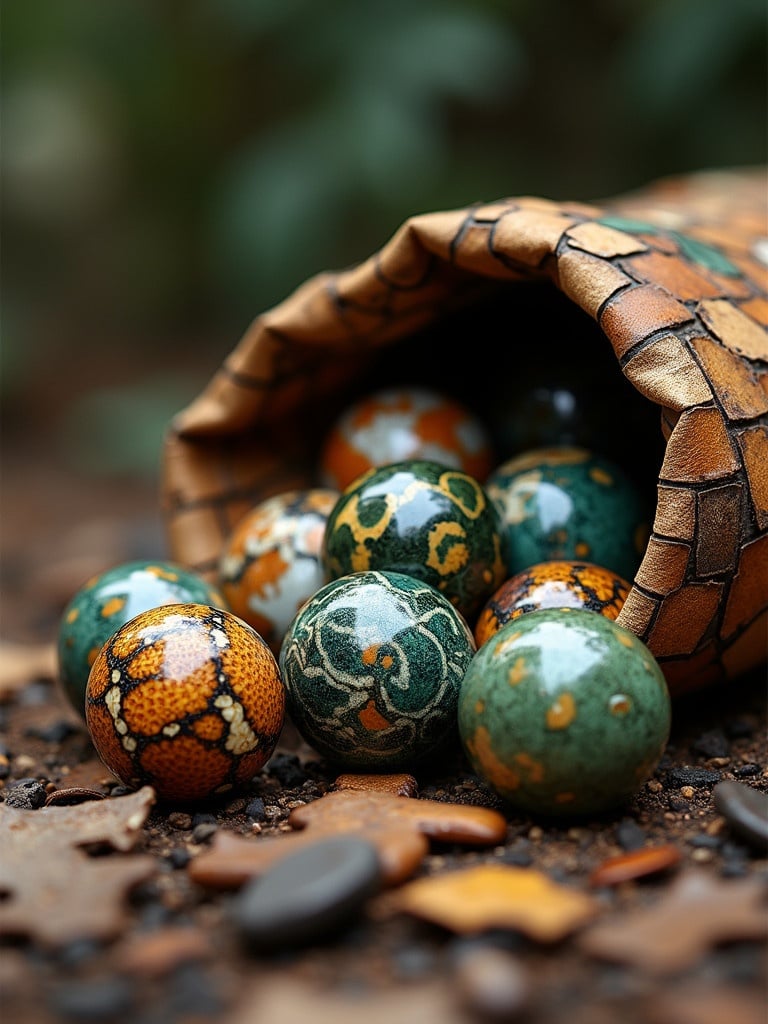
[0,786,156,946]
[190,789,507,890]
[390,864,600,942]
[578,868,768,974]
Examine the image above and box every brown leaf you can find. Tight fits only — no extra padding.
[0,786,156,946]
[578,868,768,973]
[189,789,507,890]
[390,864,600,942]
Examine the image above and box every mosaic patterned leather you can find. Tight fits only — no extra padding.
[161,167,768,694]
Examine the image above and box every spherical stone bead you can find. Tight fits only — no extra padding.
[278,570,477,771]
[219,488,340,656]
[85,603,285,803]
[474,560,631,648]
[458,608,671,817]
[321,459,509,624]
[484,446,650,584]
[319,386,495,492]
[57,560,228,720]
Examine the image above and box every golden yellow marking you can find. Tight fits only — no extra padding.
[609,694,632,716]
[466,726,520,791]
[101,597,126,618]
[589,466,613,486]
[359,699,391,732]
[488,470,541,524]
[514,752,544,783]
[494,631,522,657]
[147,565,179,581]
[507,657,528,686]
[546,693,576,730]
[575,542,590,558]
[66,608,79,624]
[427,521,468,576]
[381,654,394,669]
[616,631,635,649]
[333,493,396,571]
[555,792,576,804]
[475,700,485,715]
[437,471,487,519]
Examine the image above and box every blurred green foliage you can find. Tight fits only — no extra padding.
[1,0,766,472]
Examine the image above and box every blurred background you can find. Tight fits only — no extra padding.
[3,0,767,473]
[1,0,766,636]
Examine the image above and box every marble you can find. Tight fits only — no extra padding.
[474,559,631,647]
[458,608,671,816]
[322,459,508,623]
[57,560,227,719]
[485,446,650,583]
[279,570,476,770]
[85,603,285,802]
[219,488,339,656]
[319,385,495,491]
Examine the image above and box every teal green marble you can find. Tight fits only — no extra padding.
[458,608,671,817]
[485,446,650,583]
[57,560,227,719]
[321,459,509,623]
[279,570,477,770]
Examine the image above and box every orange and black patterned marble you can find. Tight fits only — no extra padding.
[474,560,631,648]
[85,603,285,802]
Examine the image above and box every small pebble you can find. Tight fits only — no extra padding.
[453,946,531,1021]
[733,763,761,778]
[267,753,307,788]
[4,778,47,809]
[664,767,721,789]
[231,835,382,951]
[168,848,191,870]
[192,822,218,843]
[244,797,266,821]
[191,812,217,827]
[688,834,723,850]
[168,812,193,831]
[679,786,695,799]
[713,780,768,853]
[616,819,647,851]
[691,848,714,863]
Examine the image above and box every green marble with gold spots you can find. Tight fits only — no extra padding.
[458,608,671,816]
[279,570,477,770]
[57,560,227,719]
[485,446,650,584]
[321,459,509,624]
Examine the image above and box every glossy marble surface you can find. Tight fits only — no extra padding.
[279,570,476,770]
[85,603,285,802]
[458,608,671,816]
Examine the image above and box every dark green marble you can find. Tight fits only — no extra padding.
[485,446,650,583]
[57,560,227,718]
[458,608,671,816]
[321,459,508,623]
[278,570,476,770]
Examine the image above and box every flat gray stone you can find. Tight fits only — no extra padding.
[231,835,382,951]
